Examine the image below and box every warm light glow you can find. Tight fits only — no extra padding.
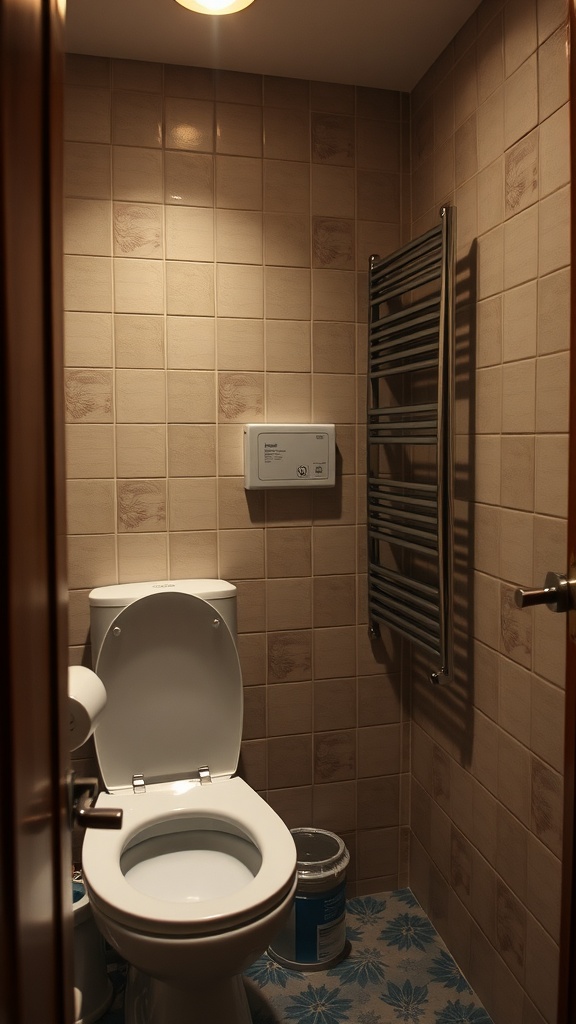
[173,0,256,14]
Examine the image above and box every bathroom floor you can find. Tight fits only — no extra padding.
[100,888,493,1024]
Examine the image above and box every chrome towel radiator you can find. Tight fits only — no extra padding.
[367,206,455,684]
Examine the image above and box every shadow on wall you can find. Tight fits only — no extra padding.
[410,238,478,771]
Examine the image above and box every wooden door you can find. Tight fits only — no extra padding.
[0,0,71,1022]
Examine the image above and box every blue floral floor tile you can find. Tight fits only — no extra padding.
[244,890,492,1024]
[98,889,493,1024]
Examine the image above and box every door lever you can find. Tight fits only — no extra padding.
[71,776,123,829]
[514,571,574,613]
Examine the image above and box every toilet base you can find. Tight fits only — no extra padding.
[124,965,253,1024]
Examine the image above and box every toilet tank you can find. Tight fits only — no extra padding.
[88,579,237,669]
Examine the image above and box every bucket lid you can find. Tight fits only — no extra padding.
[290,828,349,879]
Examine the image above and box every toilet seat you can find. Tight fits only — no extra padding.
[82,776,297,938]
[93,590,243,792]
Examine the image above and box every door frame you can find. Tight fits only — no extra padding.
[0,0,71,1021]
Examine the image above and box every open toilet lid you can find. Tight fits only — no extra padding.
[94,592,243,792]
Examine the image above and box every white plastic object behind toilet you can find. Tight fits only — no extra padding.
[82,580,297,1024]
[68,666,107,751]
[72,880,112,1024]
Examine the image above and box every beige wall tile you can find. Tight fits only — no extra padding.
[499,658,532,746]
[116,368,166,423]
[116,424,166,478]
[267,577,312,630]
[531,676,564,773]
[112,90,162,148]
[165,206,214,262]
[113,146,163,203]
[68,534,117,589]
[536,352,569,433]
[266,527,311,579]
[66,424,115,479]
[525,915,560,1021]
[267,214,311,268]
[112,59,162,93]
[115,314,164,368]
[167,369,216,423]
[217,102,262,158]
[64,86,111,144]
[218,476,264,530]
[477,14,504,103]
[504,55,538,149]
[117,479,165,534]
[539,185,570,276]
[265,267,311,321]
[216,155,262,210]
[64,255,112,312]
[505,0,538,76]
[64,198,111,256]
[113,203,163,259]
[503,282,537,361]
[217,318,264,371]
[114,258,164,314]
[266,320,310,373]
[65,368,112,423]
[164,65,214,100]
[538,268,570,355]
[534,434,568,517]
[216,210,263,265]
[502,359,536,434]
[168,477,217,531]
[263,75,309,109]
[539,104,570,197]
[266,366,313,415]
[217,264,263,318]
[65,311,113,367]
[116,534,166,582]
[218,370,263,422]
[166,261,214,317]
[477,157,504,235]
[268,681,312,737]
[268,629,312,684]
[65,141,111,199]
[477,86,504,169]
[264,107,309,162]
[166,316,215,370]
[168,424,216,477]
[501,436,535,511]
[499,508,534,585]
[169,530,217,578]
[538,24,569,121]
[264,159,309,214]
[504,204,538,289]
[67,479,115,535]
[165,97,214,152]
[164,151,214,207]
[219,528,265,579]
[477,225,504,299]
[476,294,502,367]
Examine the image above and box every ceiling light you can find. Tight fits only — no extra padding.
[174,0,256,14]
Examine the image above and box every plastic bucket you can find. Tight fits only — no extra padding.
[268,828,350,970]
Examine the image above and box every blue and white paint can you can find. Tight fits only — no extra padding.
[268,828,350,970]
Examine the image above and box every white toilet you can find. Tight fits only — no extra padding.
[81,579,297,1024]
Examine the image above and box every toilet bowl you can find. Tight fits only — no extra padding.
[82,581,297,1024]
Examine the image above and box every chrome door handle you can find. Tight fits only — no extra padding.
[71,776,123,829]
[514,571,574,613]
